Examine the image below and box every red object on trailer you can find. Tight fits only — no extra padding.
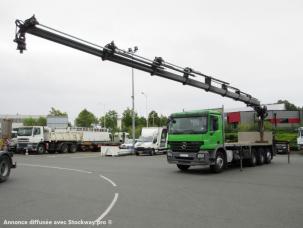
[227,112,240,123]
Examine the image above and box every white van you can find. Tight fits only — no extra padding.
[135,127,167,156]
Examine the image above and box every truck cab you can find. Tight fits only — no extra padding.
[16,126,47,153]
[135,127,168,156]
[298,127,303,150]
[167,110,224,170]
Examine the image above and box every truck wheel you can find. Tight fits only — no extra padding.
[69,144,77,153]
[210,151,225,173]
[37,144,46,154]
[60,143,68,153]
[150,149,155,156]
[177,164,190,171]
[0,156,11,183]
[264,149,272,164]
[256,148,265,165]
[248,149,257,167]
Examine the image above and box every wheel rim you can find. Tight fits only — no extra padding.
[0,161,9,177]
[252,154,256,164]
[216,156,224,169]
[38,146,44,153]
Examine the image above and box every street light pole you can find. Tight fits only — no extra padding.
[98,102,106,129]
[128,46,138,153]
[141,92,148,127]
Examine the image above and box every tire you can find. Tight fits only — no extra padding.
[177,164,190,171]
[264,149,272,164]
[210,151,225,173]
[37,144,46,154]
[135,152,139,156]
[0,156,11,183]
[248,149,257,167]
[69,144,77,153]
[60,143,68,153]
[256,148,265,165]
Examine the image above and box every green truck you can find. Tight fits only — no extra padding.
[167,110,274,173]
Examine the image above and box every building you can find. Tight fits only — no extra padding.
[225,104,303,128]
[47,115,69,130]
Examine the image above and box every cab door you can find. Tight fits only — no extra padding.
[208,115,223,149]
[33,127,43,144]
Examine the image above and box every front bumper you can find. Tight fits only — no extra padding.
[167,151,211,166]
[135,147,153,154]
[17,143,38,152]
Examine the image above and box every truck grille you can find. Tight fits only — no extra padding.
[170,141,201,153]
[18,138,29,143]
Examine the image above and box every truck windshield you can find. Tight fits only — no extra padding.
[169,116,208,134]
[17,128,33,136]
[138,136,153,142]
[300,130,303,137]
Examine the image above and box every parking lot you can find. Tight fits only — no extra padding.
[1,152,303,228]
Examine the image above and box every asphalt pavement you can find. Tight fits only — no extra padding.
[1,152,303,228]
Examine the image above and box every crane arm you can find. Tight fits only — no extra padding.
[13,15,268,140]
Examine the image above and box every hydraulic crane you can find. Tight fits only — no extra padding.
[13,15,268,141]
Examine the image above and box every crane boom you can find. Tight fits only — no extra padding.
[13,15,268,140]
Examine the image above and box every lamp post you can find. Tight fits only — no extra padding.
[128,46,138,153]
[98,102,106,129]
[141,92,148,127]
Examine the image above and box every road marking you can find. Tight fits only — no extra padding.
[95,193,119,223]
[46,155,70,158]
[19,163,93,174]
[71,155,101,159]
[19,163,119,221]
[99,174,117,187]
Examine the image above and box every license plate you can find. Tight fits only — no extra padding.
[179,154,189,158]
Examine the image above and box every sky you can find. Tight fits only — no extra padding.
[0,0,302,122]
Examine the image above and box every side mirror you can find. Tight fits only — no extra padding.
[153,138,157,144]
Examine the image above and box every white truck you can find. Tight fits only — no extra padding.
[16,126,111,154]
[135,127,168,156]
[298,127,303,150]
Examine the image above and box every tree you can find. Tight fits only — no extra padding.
[23,117,47,126]
[122,108,139,130]
[159,115,168,126]
[49,107,67,116]
[23,117,37,126]
[75,109,97,127]
[100,110,118,131]
[277,100,301,111]
[36,117,47,126]
[148,110,160,126]
[137,116,147,127]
